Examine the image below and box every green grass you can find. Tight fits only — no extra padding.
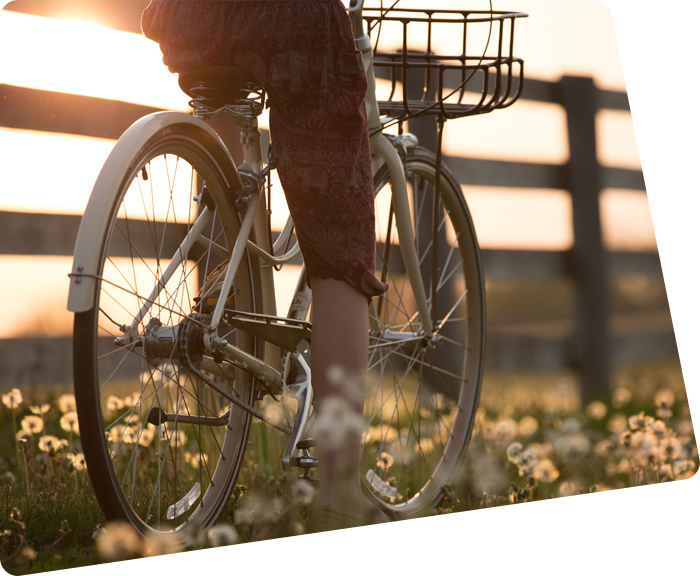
[0,362,698,576]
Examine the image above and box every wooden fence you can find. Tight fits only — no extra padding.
[0,4,678,402]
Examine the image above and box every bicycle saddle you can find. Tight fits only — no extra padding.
[178,65,263,108]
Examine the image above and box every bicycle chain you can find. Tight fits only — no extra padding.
[180,314,292,436]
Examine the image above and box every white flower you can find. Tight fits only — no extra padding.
[314,396,363,449]
[60,412,80,434]
[532,459,559,483]
[96,521,142,559]
[38,436,64,453]
[289,480,316,506]
[388,531,457,570]
[207,524,238,547]
[58,394,76,414]
[2,389,23,409]
[585,401,607,421]
[234,496,283,526]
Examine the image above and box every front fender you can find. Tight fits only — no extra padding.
[67,111,237,313]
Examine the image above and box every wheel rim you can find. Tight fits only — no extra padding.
[361,152,484,515]
[80,139,256,534]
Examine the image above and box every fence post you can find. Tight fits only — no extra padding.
[557,75,610,403]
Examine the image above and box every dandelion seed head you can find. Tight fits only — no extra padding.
[377,451,395,470]
[532,459,559,483]
[21,415,44,435]
[493,417,518,442]
[290,480,316,506]
[38,435,63,454]
[60,412,80,434]
[106,395,124,413]
[560,417,582,434]
[96,521,142,559]
[585,401,607,421]
[553,432,591,459]
[67,452,86,471]
[207,524,238,547]
[593,439,613,458]
[414,437,434,454]
[2,389,23,409]
[314,396,363,449]
[58,394,76,414]
[607,413,628,435]
[628,412,654,432]
[559,480,578,497]
[654,388,675,409]
[506,442,523,462]
[30,404,50,415]
[234,496,283,526]
[141,532,181,557]
[612,387,632,408]
[518,415,539,437]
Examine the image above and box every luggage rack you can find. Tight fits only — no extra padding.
[363,7,528,121]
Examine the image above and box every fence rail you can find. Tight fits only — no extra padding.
[0,72,677,400]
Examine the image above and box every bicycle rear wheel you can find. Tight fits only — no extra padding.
[362,145,485,517]
[73,121,260,538]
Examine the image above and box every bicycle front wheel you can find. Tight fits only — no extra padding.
[73,120,260,538]
[362,145,485,517]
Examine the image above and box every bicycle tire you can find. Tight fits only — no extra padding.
[73,120,261,538]
[361,145,485,517]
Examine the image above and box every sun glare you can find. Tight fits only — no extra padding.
[0,10,189,111]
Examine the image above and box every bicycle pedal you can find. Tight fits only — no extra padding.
[298,474,319,486]
[296,438,317,450]
[290,456,318,469]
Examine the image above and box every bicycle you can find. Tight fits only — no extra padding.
[67,0,526,540]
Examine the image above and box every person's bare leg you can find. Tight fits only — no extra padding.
[309,277,368,518]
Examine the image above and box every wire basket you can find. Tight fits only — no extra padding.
[364,6,528,120]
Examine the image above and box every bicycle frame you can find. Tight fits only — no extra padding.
[67,0,432,476]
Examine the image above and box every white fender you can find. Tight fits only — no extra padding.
[67,111,236,313]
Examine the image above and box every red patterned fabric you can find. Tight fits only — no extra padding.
[141,0,388,302]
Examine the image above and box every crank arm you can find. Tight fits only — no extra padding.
[281,350,314,472]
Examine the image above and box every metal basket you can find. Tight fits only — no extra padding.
[364,6,528,120]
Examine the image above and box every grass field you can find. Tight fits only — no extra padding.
[0,358,695,574]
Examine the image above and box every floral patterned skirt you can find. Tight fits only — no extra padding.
[141,0,388,301]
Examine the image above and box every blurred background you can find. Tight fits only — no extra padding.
[0,0,680,408]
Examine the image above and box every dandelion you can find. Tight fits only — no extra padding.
[377,452,394,470]
[518,415,539,437]
[58,394,76,413]
[658,463,673,480]
[559,480,583,512]
[593,439,613,458]
[314,396,363,449]
[60,412,80,434]
[650,420,667,440]
[290,480,316,506]
[493,417,518,442]
[141,532,181,557]
[532,459,559,483]
[96,521,143,559]
[38,436,64,454]
[234,496,283,526]
[659,436,684,461]
[553,432,591,459]
[67,452,87,471]
[207,524,238,547]
[185,452,208,469]
[654,388,675,409]
[106,395,124,413]
[506,442,523,463]
[656,406,673,419]
[612,387,632,408]
[607,413,628,435]
[21,415,44,435]
[387,531,457,571]
[2,388,22,409]
[30,404,50,415]
[516,447,539,476]
[628,412,654,432]
[560,417,582,434]
[289,521,305,536]
[108,424,125,443]
[121,426,140,445]
[594,486,620,516]
[414,437,434,454]
[138,427,154,447]
[585,401,607,421]
[672,459,695,476]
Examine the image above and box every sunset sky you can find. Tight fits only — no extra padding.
[0,1,653,338]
